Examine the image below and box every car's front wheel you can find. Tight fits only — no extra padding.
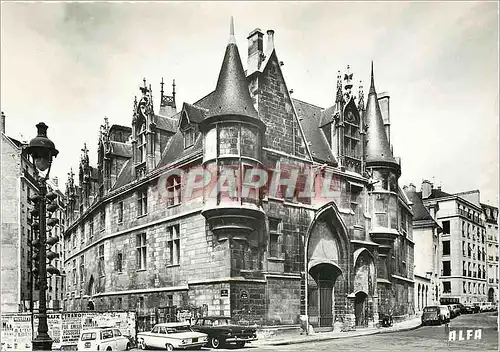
[210,337,222,349]
[126,342,131,351]
[165,343,174,351]
[138,339,147,350]
[236,341,246,348]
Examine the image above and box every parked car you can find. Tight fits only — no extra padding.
[137,322,208,351]
[457,303,467,314]
[449,304,461,318]
[421,306,442,326]
[472,302,481,313]
[481,302,494,312]
[438,305,451,323]
[77,327,132,351]
[191,316,258,349]
[464,304,475,314]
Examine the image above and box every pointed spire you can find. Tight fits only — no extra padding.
[335,70,343,103]
[364,62,399,169]
[369,61,376,94]
[358,80,364,109]
[205,17,259,121]
[229,16,236,44]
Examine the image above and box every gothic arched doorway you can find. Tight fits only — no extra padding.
[306,203,349,330]
[355,291,368,327]
[488,288,495,302]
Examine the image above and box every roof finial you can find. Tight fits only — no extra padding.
[369,61,376,94]
[358,80,364,108]
[172,79,176,97]
[228,16,236,44]
[335,70,342,103]
[160,77,164,97]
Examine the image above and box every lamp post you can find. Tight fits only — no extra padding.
[26,122,59,351]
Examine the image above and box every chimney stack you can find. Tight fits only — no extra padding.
[266,29,275,54]
[421,180,433,199]
[1,111,5,134]
[407,183,416,193]
[247,28,264,74]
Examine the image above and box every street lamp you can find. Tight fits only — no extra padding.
[25,122,59,351]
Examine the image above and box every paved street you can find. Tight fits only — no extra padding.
[131,312,497,352]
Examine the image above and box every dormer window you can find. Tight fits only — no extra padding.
[138,123,147,163]
[184,127,196,149]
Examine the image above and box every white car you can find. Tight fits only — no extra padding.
[137,322,208,351]
[77,327,132,351]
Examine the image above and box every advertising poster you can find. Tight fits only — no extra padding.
[33,313,62,350]
[1,314,32,351]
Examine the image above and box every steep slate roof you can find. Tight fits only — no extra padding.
[292,99,337,165]
[204,18,260,122]
[406,189,434,222]
[319,105,336,127]
[108,141,132,158]
[364,63,399,168]
[112,159,132,190]
[157,131,203,168]
[155,115,177,132]
[422,188,452,200]
[182,103,208,124]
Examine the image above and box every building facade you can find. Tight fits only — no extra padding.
[1,112,65,312]
[419,183,488,304]
[405,183,441,311]
[62,22,415,330]
[481,203,498,303]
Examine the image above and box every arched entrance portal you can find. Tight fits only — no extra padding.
[306,203,349,330]
[308,263,342,328]
[355,291,368,327]
[488,287,495,302]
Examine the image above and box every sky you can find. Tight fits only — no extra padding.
[1,1,499,205]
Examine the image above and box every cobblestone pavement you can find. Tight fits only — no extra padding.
[130,312,498,351]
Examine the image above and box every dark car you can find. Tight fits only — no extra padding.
[472,302,481,313]
[464,304,474,314]
[457,303,467,314]
[421,306,443,326]
[191,316,258,349]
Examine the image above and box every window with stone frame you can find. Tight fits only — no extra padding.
[183,127,196,149]
[72,232,76,249]
[98,244,105,277]
[350,182,363,224]
[167,225,180,266]
[137,188,148,217]
[72,259,77,286]
[80,225,85,244]
[100,207,106,231]
[115,252,123,273]
[89,219,94,238]
[166,175,181,206]
[136,233,147,270]
[443,281,451,294]
[268,218,283,259]
[117,201,124,224]
[138,123,147,163]
[79,255,85,286]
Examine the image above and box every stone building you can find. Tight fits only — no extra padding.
[418,182,488,304]
[1,112,65,312]
[62,20,415,330]
[481,203,498,303]
[405,183,442,311]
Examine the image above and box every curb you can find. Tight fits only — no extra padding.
[259,323,422,346]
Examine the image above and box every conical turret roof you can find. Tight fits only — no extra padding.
[364,62,399,169]
[205,17,259,121]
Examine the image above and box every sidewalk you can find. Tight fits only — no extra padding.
[253,317,422,346]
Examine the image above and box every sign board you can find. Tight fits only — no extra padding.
[240,290,248,300]
[1,311,136,351]
[221,289,228,297]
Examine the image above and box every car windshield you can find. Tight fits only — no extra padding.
[212,318,237,326]
[166,325,192,333]
[81,332,97,341]
[423,307,438,312]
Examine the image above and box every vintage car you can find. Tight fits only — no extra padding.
[421,306,442,326]
[137,322,207,351]
[438,305,451,322]
[77,326,132,351]
[191,316,258,349]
